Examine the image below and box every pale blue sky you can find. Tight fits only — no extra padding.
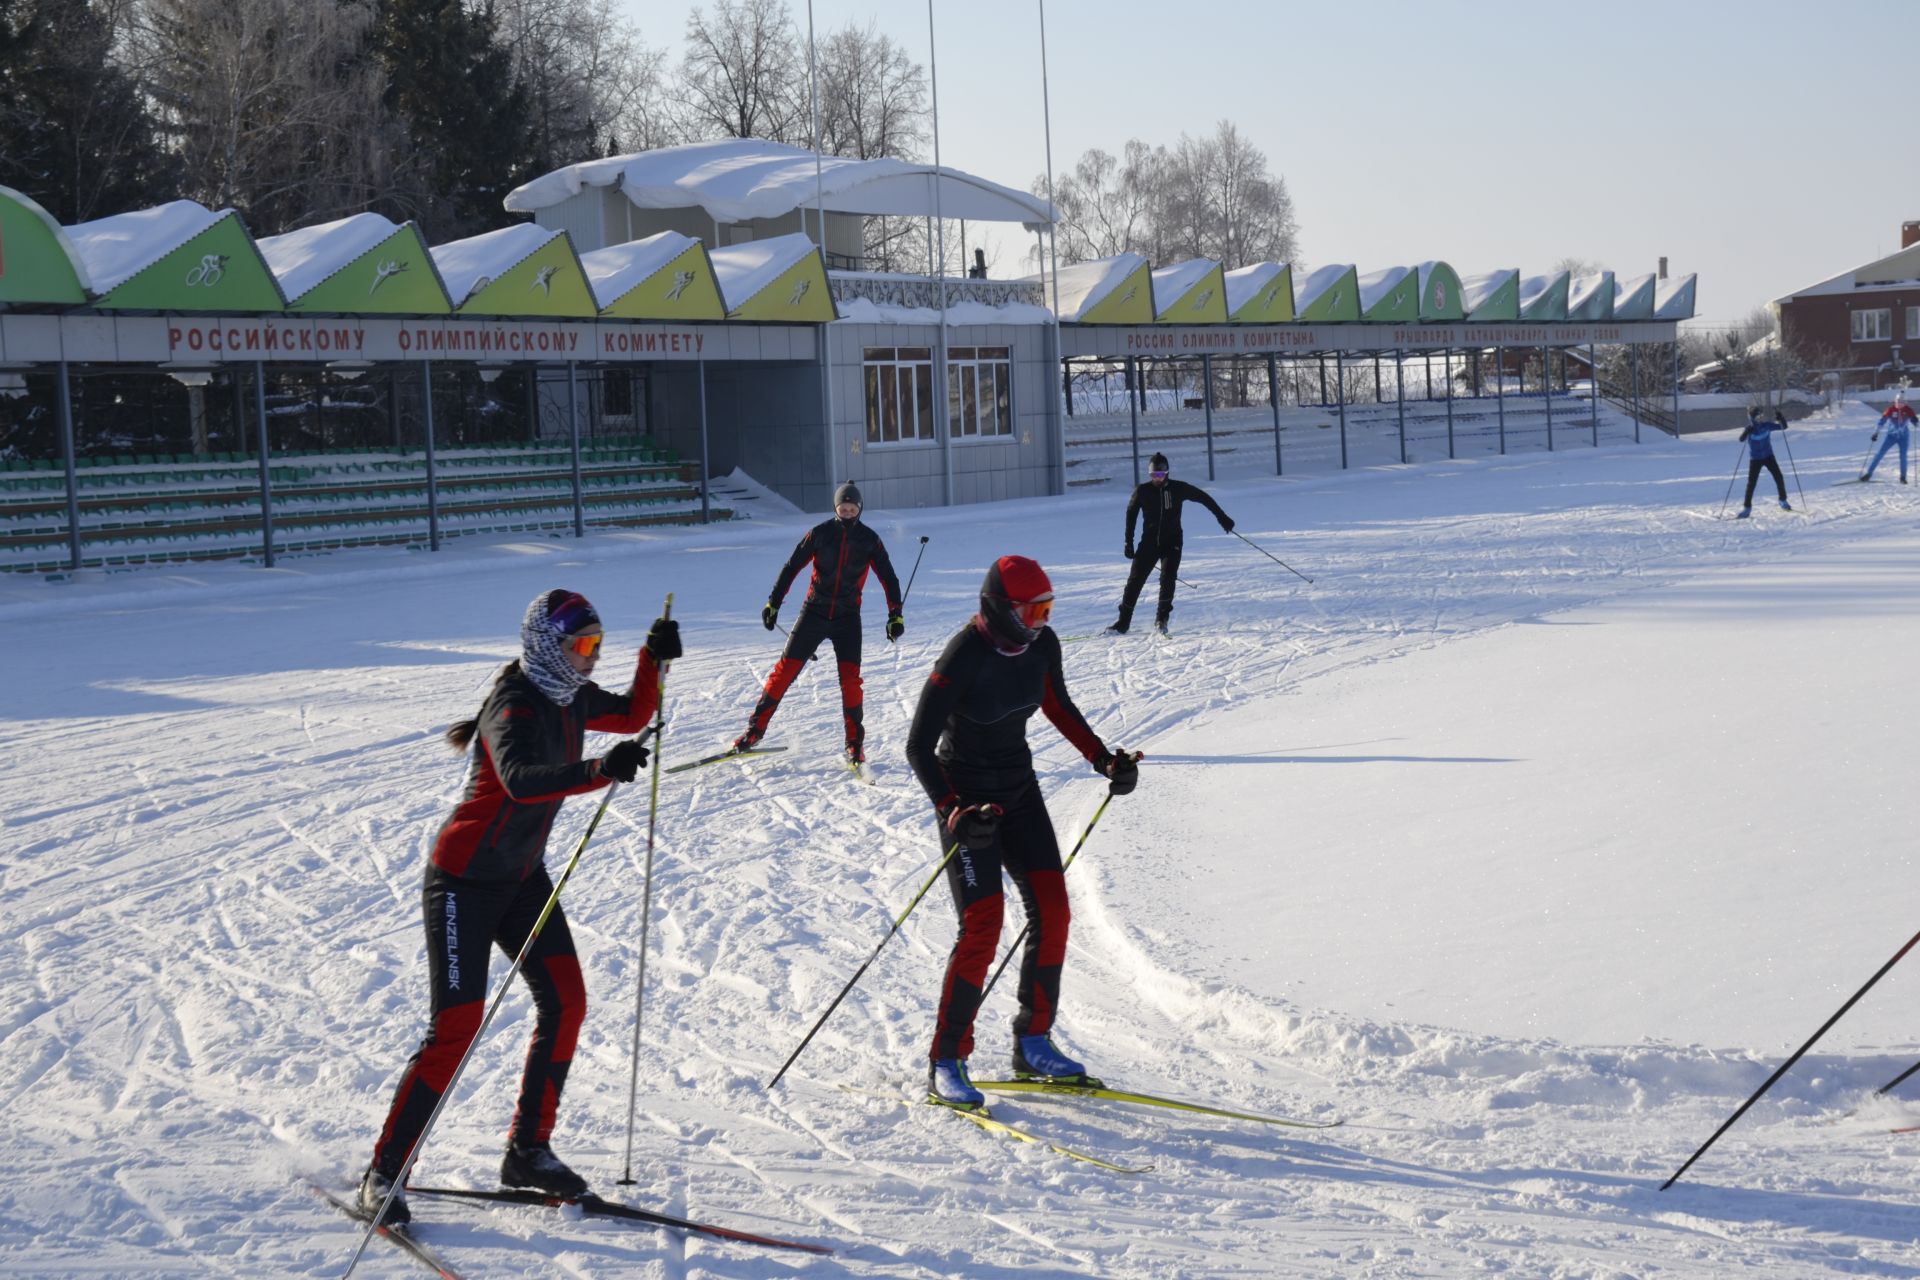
[629,0,1920,328]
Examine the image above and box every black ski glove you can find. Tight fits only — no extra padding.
[1872,433,1880,443]
[762,601,779,631]
[599,738,651,783]
[1219,515,1235,533]
[886,612,906,642]
[644,617,681,663]
[943,802,1003,851]
[1094,748,1141,796]
[1774,411,1786,425]
[1124,540,1135,559]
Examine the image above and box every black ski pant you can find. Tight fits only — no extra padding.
[1744,456,1787,506]
[371,866,584,1177]
[746,608,865,753]
[1116,541,1182,629]
[930,775,1070,1063]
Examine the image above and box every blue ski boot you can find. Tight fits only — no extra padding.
[1735,506,1752,519]
[928,1058,984,1107]
[1779,500,1792,511]
[1013,1034,1088,1081]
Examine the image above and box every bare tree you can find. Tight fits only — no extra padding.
[677,0,802,142]
[493,0,672,164]
[814,19,923,159]
[1156,121,1297,268]
[1043,139,1164,264]
[1552,256,1602,277]
[136,0,389,231]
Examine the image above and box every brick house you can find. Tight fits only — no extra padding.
[1776,221,1920,391]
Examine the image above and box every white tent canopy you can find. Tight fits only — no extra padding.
[504,139,1055,231]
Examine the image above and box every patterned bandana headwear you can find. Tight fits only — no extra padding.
[520,589,600,705]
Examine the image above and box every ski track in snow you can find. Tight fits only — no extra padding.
[0,406,1917,1275]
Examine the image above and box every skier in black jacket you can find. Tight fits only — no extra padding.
[357,589,680,1225]
[1109,452,1233,634]
[736,482,904,764]
[905,555,1140,1105]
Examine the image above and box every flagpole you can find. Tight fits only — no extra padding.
[1039,0,1065,494]
[928,0,953,506]
[807,0,835,463]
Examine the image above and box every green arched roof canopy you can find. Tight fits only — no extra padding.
[1153,260,1227,324]
[1612,273,1656,320]
[0,186,87,305]
[1359,266,1418,322]
[1294,264,1359,323]
[71,202,285,312]
[1416,262,1465,321]
[1518,271,1569,321]
[262,215,452,314]
[1566,271,1614,322]
[1225,263,1293,322]
[1461,270,1518,321]
[435,224,598,318]
[584,232,727,321]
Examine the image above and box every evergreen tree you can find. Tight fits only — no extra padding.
[371,0,532,236]
[0,0,177,222]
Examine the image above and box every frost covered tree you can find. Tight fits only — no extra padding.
[491,0,671,167]
[0,0,176,222]
[136,0,385,231]
[677,0,804,143]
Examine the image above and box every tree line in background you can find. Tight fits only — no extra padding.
[0,0,1302,276]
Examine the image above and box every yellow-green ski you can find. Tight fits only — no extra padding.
[971,1077,1341,1129]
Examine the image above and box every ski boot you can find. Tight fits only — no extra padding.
[1104,621,1130,635]
[731,726,763,754]
[1735,506,1752,519]
[1013,1034,1096,1085]
[1153,619,1170,636]
[358,1165,411,1225]
[500,1142,589,1199]
[928,1058,984,1107]
[1779,500,1792,511]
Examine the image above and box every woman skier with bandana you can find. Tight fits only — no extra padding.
[905,556,1141,1105]
[356,589,681,1224]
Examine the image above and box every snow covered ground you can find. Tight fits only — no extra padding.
[1,404,1916,1277]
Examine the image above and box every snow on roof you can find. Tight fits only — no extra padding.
[505,139,1054,231]
[1778,241,1920,302]
[1567,271,1614,315]
[1357,266,1411,311]
[580,231,703,309]
[257,213,402,300]
[1028,254,1148,322]
[431,223,562,307]
[833,296,1056,326]
[1151,258,1218,308]
[1223,262,1286,313]
[66,200,225,294]
[1460,269,1516,312]
[1613,273,1656,319]
[708,233,817,307]
[1294,263,1354,309]
[1654,273,1697,320]
[1518,272,1567,306]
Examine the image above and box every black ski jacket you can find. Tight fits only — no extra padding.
[1125,479,1232,552]
[770,516,903,622]
[431,650,659,881]
[906,621,1107,807]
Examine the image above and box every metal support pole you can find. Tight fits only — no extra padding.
[1445,348,1456,458]
[1335,353,1348,469]
[1267,353,1282,476]
[1673,340,1682,431]
[1631,344,1642,443]
[421,360,440,551]
[55,361,81,571]
[253,361,274,567]
[1126,354,1141,485]
[1318,354,1327,405]
[1544,346,1555,451]
[1202,352,1216,481]
[1496,345,1507,454]
[1589,342,1599,446]
[567,361,584,537]
[1395,349,1406,463]
[696,353,712,523]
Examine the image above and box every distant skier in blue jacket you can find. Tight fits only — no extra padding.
[1861,388,1913,483]
[1737,407,1791,517]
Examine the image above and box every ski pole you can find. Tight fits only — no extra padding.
[900,535,930,606]
[766,842,960,1090]
[1232,529,1313,584]
[980,790,1118,1004]
[618,593,673,1187]
[344,779,628,1277]
[1661,926,1920,1191]
[1716,440,1746,520]
[1778,426,1808,510]
[1878,1056,1920,1097]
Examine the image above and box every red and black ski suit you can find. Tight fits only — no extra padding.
[746,516,902,756]
[905,621,1110,1063]
[369,648,659,1179]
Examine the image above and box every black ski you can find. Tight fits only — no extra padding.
[405,1185,832,1255]
[309,1183,463,1279]
[666,746,788,774]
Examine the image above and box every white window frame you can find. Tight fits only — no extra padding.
[946,346,1014,441]
[862,347,938,447]
[1851,308,1892,343]
[1907,306,1920,340]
